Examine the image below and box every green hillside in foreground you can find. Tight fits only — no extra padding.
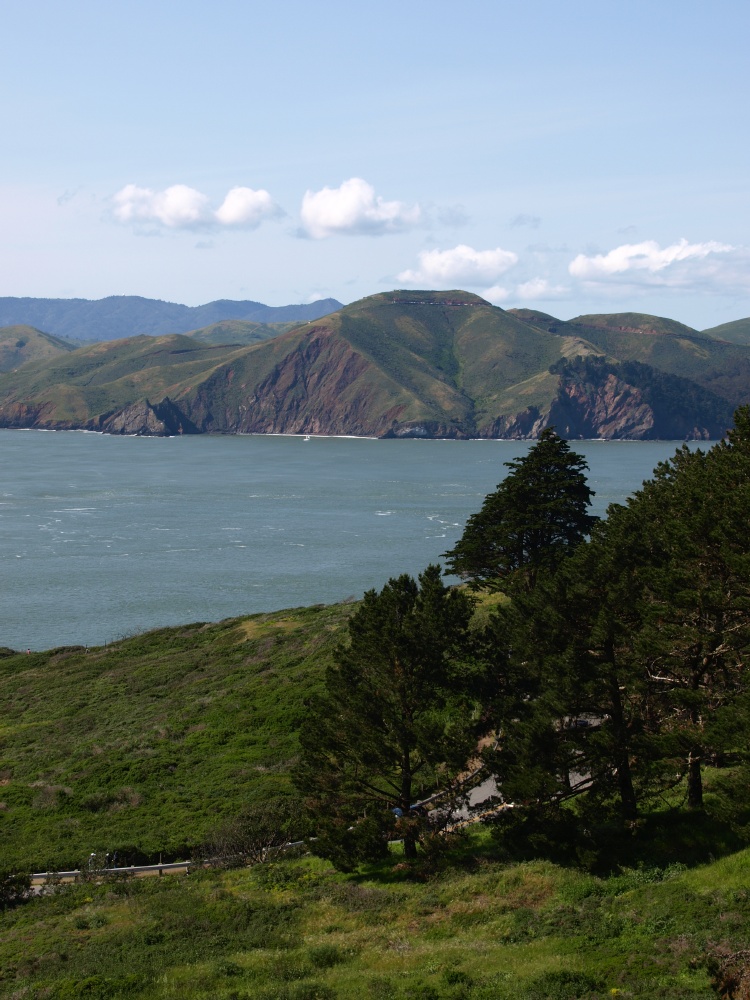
[0,603,352,871]
[0,324,74,372]
[2,837,749,998]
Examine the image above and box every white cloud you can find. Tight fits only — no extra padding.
[114,184,210,228]
[300,177,421,238]
[214,186,281,227]
[482,285,511,304]
[397,244,519,287]
[515,277,569,300]
[113,183,281,230]
[568,238,741,289]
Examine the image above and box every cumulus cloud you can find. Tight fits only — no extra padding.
[300,177,421,238]
[397,244,519,287]
[215,186,281,227]
[516,277,569,300]
[112,183,281,230]
[482,285,511,304]
[568,238,743,290]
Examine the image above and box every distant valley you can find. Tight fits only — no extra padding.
[0,290,748,439]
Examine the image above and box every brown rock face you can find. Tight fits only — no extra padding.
[0,400,59,428]
[548,374,657,438]
[96,398,199,436]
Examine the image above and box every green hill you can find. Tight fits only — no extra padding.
[2,596,749,999]
[0,602,351,872]
[0,324,74,372]
[702,317,750,345]
[512,308,750,410]
[0,292,746,439]
[185,318,300,347]
[570,311,701,338]
[1,839,747,998]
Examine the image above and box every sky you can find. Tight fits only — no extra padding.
[2,0,749,329]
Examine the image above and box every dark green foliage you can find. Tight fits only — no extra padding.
[444,428,596,590]
[199,797,308,868]
[294,566,476,866]
[0,870,30,910]
[518,970,603,999]
[482,406,750,840]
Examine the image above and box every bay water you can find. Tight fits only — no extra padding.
[0,430,706,650]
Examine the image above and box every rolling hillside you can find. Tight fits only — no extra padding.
[0,603,350,871]
[0,324,75,372]
[184,318,300,347]
[0,291,745,439]
[702,316,750,345]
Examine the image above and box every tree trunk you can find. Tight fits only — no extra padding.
[687,752,704,809]
[400,750,417,859]
[606,648,638,821]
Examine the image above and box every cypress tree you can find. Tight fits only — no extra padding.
[293,565,477,867]
[444,428,597,591]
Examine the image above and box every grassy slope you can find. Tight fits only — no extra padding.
[0,336,248,423]
[185,319,300,347]
[571,312,700,338]
[512,310,750,407]
[1,840,745,998]
[0,603,352,871]
[0,325,74,372]
[703,317,750,346]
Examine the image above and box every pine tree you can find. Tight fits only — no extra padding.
[293,565,477,867]
[444,428,597,591]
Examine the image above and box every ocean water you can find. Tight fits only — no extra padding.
[0,430,707,650]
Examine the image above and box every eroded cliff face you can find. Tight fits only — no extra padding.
[176,331,467,437]
[94,398,199,436]
[548,374,657,438]
[0,400,59,428]
[477,369,724,440]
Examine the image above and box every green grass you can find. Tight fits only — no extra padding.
[186,319,300,346]
[702,317,750,346]
[0,603,352,871]
[0,325,75,373]
[1,837,743,998]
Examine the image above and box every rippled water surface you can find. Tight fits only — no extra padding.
[0,430,706,649]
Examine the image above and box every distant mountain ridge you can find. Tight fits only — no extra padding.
[0,295,343,342]
[0,290,746,440]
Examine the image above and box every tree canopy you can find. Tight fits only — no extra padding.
[443,427,597,590]
[293,565,477,867]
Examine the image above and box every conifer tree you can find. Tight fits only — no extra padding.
[444,428,597,591]
[625,410,750,808]
[293,565,477,867]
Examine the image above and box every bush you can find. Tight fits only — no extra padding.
[0,869,30,910]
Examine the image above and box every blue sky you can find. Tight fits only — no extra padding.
[2,0,748,328]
